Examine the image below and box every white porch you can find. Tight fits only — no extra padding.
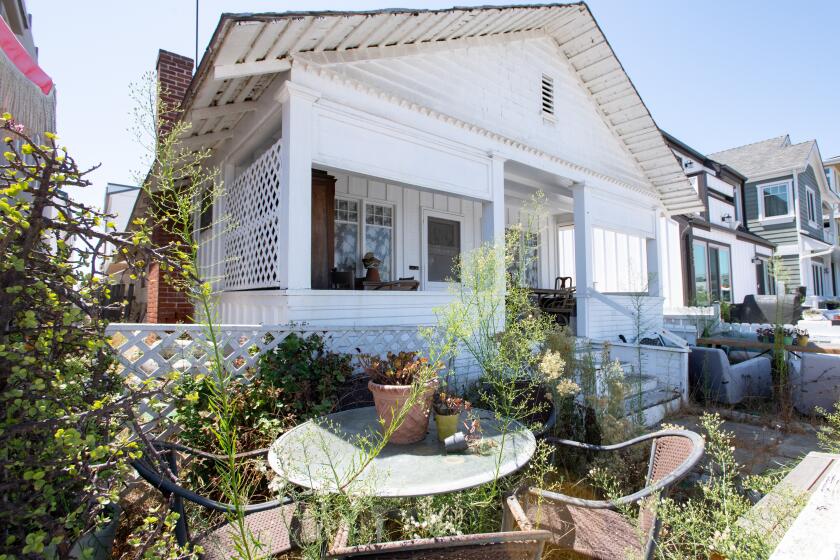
[202,83,668,341]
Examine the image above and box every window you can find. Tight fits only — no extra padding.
[427,217,461,283]
[806,187,818,225]
[364,203,393,282]
[541,74,555,118]
[812,264,825,296]
[758,182,792,218]
[692,239,732,304]
[507,228,540,288]
[826,167,836,193]
[692,242,709,305]
[333,199,395,282]
[334,199,359,274]
[755,258,775,296]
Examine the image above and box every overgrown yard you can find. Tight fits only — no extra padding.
[3,102,838,560]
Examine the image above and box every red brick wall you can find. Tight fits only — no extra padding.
[146,50,194,324]
[156,50,194,136]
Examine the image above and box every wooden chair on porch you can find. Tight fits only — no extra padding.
[512,429,705,560]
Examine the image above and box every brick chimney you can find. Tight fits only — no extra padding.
[155,49,194,137]
[146,50,194,324]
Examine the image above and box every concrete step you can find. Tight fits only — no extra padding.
[624,387,682,427]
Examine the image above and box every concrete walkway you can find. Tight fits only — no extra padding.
[665,409,822,475]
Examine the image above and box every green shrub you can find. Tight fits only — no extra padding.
[175,332,352,453]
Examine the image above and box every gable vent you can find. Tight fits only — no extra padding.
[541,74,555,118]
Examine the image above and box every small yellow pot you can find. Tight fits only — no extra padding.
[797,335,809,347]
[435,413,460,442]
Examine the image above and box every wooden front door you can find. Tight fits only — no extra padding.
[311,169,336,290]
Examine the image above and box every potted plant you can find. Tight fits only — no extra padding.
[781,326,795,346]
[795,327,810,347]
[756,327,774,343]
[360,351,440,444]
[432,391,471,441]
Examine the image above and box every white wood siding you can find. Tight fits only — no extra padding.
[707,197,736,225]
[332,171,483,283]
[659,217,684,308]
[322,37,650,189]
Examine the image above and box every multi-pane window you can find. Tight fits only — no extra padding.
[507,229,540,288]
[333,199,394,282]
[756,258,776,296]
[364,203,393,282]
[812,264,825,296]
[759,183,791,218]
[692,240,731,304]
[806,187,818,225]
[334,199,359,274]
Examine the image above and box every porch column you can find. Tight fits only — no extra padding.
[572,183,593,338]
[647,212,664,298]
[481,154,506,246]
[277,82,320,290]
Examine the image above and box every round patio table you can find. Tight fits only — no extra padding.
[267,407,536,497]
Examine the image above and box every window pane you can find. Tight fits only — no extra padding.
[692,241,708,305]
[365,225,392,282]
[428,217,461,283]
[718,247,731,302]
[709,247,720,301]
[335,222,358,273]
[507,229,540,288]
[763,185,789,217]
[756,261,767,295]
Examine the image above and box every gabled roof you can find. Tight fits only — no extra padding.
[709,135,815,181]
[182,4,702,214]
[662,131,746,182]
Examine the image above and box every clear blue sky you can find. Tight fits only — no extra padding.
[27,0,840,211]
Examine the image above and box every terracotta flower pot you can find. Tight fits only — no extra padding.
[368,379,438,444]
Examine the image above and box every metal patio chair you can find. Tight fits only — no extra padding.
[132,440,308,560]
[512,429,704,560]
[326,498,549,559]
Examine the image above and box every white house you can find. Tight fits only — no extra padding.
[154,4,702,342]
[661,132,775,308]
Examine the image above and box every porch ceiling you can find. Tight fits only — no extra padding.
[181,4,702,215]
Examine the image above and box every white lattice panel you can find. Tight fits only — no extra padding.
[106,323,483,429]
[224,138,284,290]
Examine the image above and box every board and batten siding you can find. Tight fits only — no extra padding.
[328,36,650,191]
[332,172,483,284]
[797,165,824,241]
[744,173,799,246]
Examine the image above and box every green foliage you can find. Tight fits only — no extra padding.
[653,414,801,559]
[358,350,434,386]
[0,113,174,558]
[174,332,352,454]
[257,332,352,420]
[816,401,840,453]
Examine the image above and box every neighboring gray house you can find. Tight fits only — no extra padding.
[662,132,775,307]
[711,135,840,298]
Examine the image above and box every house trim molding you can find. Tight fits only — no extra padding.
[294,59,663,205]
